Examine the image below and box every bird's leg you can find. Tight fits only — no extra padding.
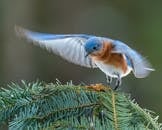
[114,74,121,90]
[106,75,112,85]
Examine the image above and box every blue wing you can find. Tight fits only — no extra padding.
[111,40,154,78]
[15,26,97,68]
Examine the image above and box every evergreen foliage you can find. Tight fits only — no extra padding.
[0,81,161,130]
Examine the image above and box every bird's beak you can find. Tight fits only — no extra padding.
[85,52,90,57]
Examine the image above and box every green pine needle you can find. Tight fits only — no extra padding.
[0,81,161,130]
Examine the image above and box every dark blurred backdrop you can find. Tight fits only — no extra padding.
[0,0,162,125]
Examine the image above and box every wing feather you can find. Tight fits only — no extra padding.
[15,26,97,68]
[112,40,154,78]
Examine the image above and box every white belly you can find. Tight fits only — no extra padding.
[94,61,132,78]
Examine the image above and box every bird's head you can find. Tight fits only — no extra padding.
[84,37,103,57]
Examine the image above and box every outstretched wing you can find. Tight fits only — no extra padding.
[15,26,97,68]
[111,40,154,78]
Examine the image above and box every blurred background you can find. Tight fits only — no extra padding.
[0,0,162,126]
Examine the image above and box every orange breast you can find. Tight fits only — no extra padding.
[91,41,128,73]
[106,53,128,73]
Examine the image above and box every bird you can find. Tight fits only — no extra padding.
[15,26,154,90]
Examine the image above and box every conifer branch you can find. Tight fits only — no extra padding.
[0,81,161,130]
[111,91,118,130]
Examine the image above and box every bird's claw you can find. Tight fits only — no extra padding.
[114,76,121,90]
[106,75,112,85]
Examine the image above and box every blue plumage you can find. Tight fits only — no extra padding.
[22,29,92,40]
[15,26,154,89]
[84,37,102,55]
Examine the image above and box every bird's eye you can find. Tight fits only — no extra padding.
[93,46,97,50]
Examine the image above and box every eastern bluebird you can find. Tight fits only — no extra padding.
[15,26,154,90]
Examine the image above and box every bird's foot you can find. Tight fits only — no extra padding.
[106,75,112,85]
[114,76,122,90]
